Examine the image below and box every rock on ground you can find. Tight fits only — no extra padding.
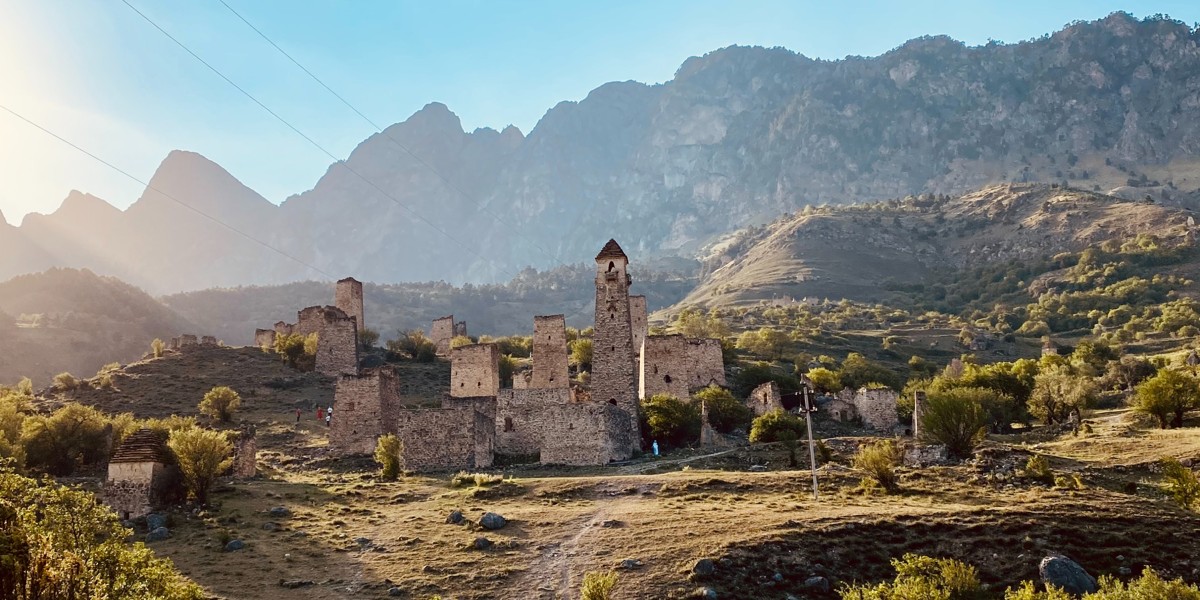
[1040,554,1098,595]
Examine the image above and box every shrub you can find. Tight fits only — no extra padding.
[807,367,843,394]
[853,440,900,493]
[359,327,380,350]
[450,471,502,488]
[499,355,517,388]
[749,410,805,443]
[20,403,112,475]
[580,570,618,600]
[151,338,166,358]
[1028,365,1096,425]
[1132,369,1200,429]
[570,338,594,370]
[1161,457,1200,511]
[198,386,241,422]
[374,434,402,481]
[1005,568,1200,599]
[52,372,78,392]
[734,361,799,398]
[694,386,752,433]
[168,428,232,503]
[919,387,991,459]
[838,553,983,599]
[1022,455,1054,483]
[16,377,33,396]
[274,333,311,369]
[450,335,473,349]
[639,394,700,450]
[0,467,203,599]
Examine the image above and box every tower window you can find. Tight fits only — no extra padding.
[504,417,514,432]
[664,375,672,384]
[608,261,615,272]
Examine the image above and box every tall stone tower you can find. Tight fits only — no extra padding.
[531,315,569,389]
[335,277,365,332]
[593,239,639,451]
[629,295,648,364]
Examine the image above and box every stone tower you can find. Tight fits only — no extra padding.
[629,295,648,363]
[593,239,639,451]
[335,277,365,332]
[531,315,569,389]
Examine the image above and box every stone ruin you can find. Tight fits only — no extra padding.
[296,305,359,377]
[834,387,900,431]
[335,277,365,332]
[450,343,500,398]
[201,335,218,346]
[103,428,180,521]
[699,399,733,449]
[254,328,276,350]
[639,334,727,400]
[454,321,468,338]
[912,390,928,438]
[329,368,403,455]
[592,239,641,453]
[629,295,648,361]
[273,321,294,336]
[230,425,257,479]
[748,381,785,417]
[431,315,455,357]
[530,315,569,389]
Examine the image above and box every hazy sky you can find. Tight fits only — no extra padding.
[1,1,1196,225]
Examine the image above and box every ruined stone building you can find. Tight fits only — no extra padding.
[295,305,359,376]
[254,328,276,350]
[201,335,219,346]
[329,368,403,455]
[748,381,785,417]
[530,315,569,389]
[230,425,257,479]
[639,334,727,400]
[629,295,648,362]
[912,391,927,438]
[335,277,365,332]
[450,343,500,398]
[834,387,900,431]
[686,338,726,389]
[431,315,455,356]
[103,429,180,521]
[454,321,468,338]
[592,239,640,451]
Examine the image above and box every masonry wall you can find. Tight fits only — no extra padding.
[231,425,257,479]
[254,329,276,349]
[104,462,168,520]
[494,388,571,457]
[179,334,198,347]
[852,388,900,431]
[330,368,402,456]
[393,404,494,472]
[639,335,692,400]
[686,338,726,388]
[201,335,218,346]
[531,315,569,389]
[454,321,468,338]
[274,321,295,336]
[450,343,499,398]
[431,316,455,356]
[629,295,648,362]
[748,381,784,417]
[539,403,633,466]
[335,277,365,332]
[296,306,359,376]
[593,251,639,451]
[912,391,927,438]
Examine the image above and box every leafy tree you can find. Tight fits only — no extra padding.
[694,386,752,433]
[672,307,729,339]
[168,427,232,504]
[852,440,901,493]
[839,352,902,391]
[1100,355,1156,391]
[386,329,436,362]
[1161,457,1200,511]
[274,332,312,369]
[0,392,28,469]
[749,409,806,466]
[806,367,843,394]
[0,467,204,599]
[736,327,790,360]
[358,327,380,350]
[151,338,165,358]
[839,553,983,599]
[570,338,594,371]
[1133,369,1200,429]
[639,394,700,450]
[1028,365,1095,425]
[734,361,799,398]
[498,355,517,388]
[920,388,991,459]
[198,386,241,422]
[20,403,112,475]
[374,434,403,480]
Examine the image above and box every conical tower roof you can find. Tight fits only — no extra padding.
[595,239,627,261]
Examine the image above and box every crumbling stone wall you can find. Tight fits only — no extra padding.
[454,321,468,338]
[254,329,276,349]
[629,295,648,361]
[639,334,692,400]
[274,321,295,336]
[686,338,726,388]
[748,381,784,417]
[851,388,900,432]
[431,316,455,356]
[826,396,858,422]
[450,343,499,398]
[296,306,359,376]
[329,368,402,456]
[538,402,633,465]
[393,402,494,471]
[335,277,365,332]
[169,337,180,350]
[699,400,733,449]
[104,462,169,520]
[912,390,927,438]
[494,388,571,457]
[201,335,218,346]
[593,240,640,452]
[531,315,569,389]
[179,334,198,347]
[512,369,532,389]
[231,425,257,479]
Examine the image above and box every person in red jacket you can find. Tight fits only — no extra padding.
[317,406,324,422]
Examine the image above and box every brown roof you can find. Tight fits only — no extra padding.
[110,428,173,464]
[595,239,627,261]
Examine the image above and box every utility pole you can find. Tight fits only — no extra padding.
[801,381,819,501]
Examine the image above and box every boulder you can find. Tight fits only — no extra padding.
[804,576,831,592]
[473,537,493,550]
[146,513,168,531]
[1040,554,1098,595]
[479,512,507,530]
[445,510,464,525]
[145,527,170,542]
[692,558,715,576]
[224,539,246,552]
[268,506,291,518]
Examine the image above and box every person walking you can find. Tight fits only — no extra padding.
[295,408,301,423]
[325,407,332,427]
[652,440,660,456]
[317,406,324,422]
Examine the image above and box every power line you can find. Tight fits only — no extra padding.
[0,102,336,281]
[120,0,512,282]
[213,0,565,266]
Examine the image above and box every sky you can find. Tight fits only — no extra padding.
[0,1,1197,226]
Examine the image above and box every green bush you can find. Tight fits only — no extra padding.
[168,428,232,503]
[151,338,166,358]
[852,440,900,493]
[450,335,473,349]
[580,570,618,600]
[358,327,380,350]
[570,338,594,370]
[639,394,700,450]
[1005,568,1200,599]
[198,386,241,422]
[749,409,805,443]
[52,372,78,392]
[1028,365,1095,425]
[274,333,313,369]
[838,553,983,599]
[1161,457,1200,511]
[694,386,752,433]
[807,367,843,394]
[450,471,502,488]
[0,467,203,598]
[386,329,437,362]
[374,434,402,480]
[734,361,799,398]
[1132,369,1200,429]
[1022,454,1054,483]
[20,403,112,475]
[920,387,991,459]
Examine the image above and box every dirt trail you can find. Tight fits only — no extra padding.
[615,448,741,475]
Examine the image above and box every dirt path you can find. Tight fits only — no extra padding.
[614,448,741,475]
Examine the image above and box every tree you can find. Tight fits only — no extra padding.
[151,338,166,358]
[374,434,402,480]
[639,394,700,450]
[672,307,729,339]
[1161,457,1200,511]
[0,467,204,599]
[920,388,991,459]
[274,333,310,368]
[199,386,241,422]
[168,427,232,504]
[386,329,436,362]
[806,367,842,394]
[358,327,380,350]
[570,338,594,371]
[1133,369,1200,429]
[1028,365,1095,425]
[736,327,790,359]
[52,372,78,392]
[20,403,112,475]
[839,352,902,390]
[749,409,806,466]
[693,386,752,433]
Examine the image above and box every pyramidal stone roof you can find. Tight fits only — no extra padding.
[595,239,627,261]
[110,428,173,464]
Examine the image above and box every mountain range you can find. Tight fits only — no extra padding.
[4,12,1200,293]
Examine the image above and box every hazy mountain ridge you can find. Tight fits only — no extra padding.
[5,13,1200,292]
